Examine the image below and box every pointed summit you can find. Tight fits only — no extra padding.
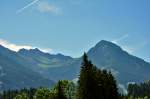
[95,40,115,46]
[86,40,150,85]
[88,40,123,57]
[94,40,122,51]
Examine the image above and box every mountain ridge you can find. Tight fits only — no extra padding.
[0,40,150,90]
[0,45,55,90]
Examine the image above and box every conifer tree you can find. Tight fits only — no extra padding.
[77,53,97,99]
[77,53,119,99]
[55,81,67,99]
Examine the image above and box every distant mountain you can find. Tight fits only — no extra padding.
[26,40,150,86]
[87,40,150,85]
[17,48,78,81]
[0,45,54,90]
[18,48,74,68]
[1,40,150,90]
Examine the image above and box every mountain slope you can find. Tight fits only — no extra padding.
[0,45,54,90]
[17,48,77,80]
[31,40,150,85]
[87,40,150,84]
[18,48,74,68]
[1,40,150,89]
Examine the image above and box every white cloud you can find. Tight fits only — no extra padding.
[112,34,129,44]
[118,84,128,95]
[72,78,78,84]
[121,46,135,54]
[16,0,41,14]
[37,2,62,15]
[0,39,53,53]
[112,34,134,54]
[39,48,53,53]
[16,1,62,15]
[110,68,119,76]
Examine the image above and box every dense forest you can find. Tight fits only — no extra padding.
[0,53,150,99]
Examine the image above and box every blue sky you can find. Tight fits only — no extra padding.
[0,0,150,62]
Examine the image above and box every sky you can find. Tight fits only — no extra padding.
[0,0,150,62]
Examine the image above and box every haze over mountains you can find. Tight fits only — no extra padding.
[0,40,150,90]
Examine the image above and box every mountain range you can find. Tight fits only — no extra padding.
[0,45,54,90]
[0,40,150,90]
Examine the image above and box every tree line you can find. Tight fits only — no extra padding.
[125,81,150,99]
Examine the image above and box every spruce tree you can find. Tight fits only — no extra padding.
[108,71,118,99]
[77,53,97,99]
[78,53,119,99]
[55,81,67,99]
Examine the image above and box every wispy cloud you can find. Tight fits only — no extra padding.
[118,84,127,95]
[112,34,134,54]
[0,39,53,53]
[121,46,135,54]
[16,0,41,14]
[112,34,129,44]
[37,2,62,15]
